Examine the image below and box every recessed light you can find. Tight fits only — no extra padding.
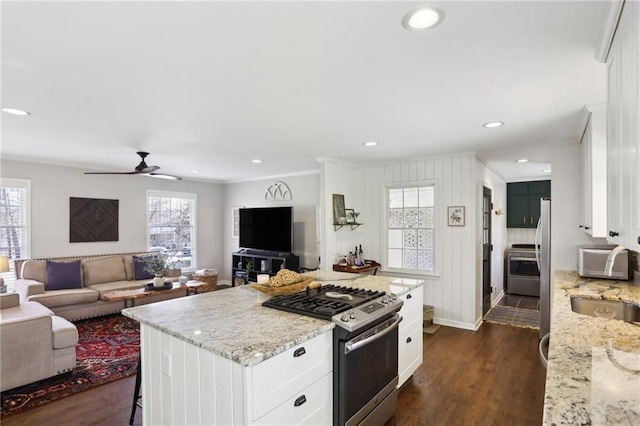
[191,170,201,174]
[402,8,444,31]
[542,169,552,173]
[252,159,263,164]
[483,121,504,128]
[516,159,529,163]
[363,141,378,147]
[1,107,30,116]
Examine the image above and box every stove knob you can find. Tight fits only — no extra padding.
[380,297,389,305]
[340,315,350,322]
[349,310,356,319]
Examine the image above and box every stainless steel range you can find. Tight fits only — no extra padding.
[506,243,540,297]
[262,284,403,426]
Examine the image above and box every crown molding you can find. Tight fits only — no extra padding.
[595,0,625,63]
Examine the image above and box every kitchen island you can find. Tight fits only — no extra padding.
[123,273,424,425]
[543,270,640,425]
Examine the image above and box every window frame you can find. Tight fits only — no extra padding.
[146,190,197,273]
[382,180,439,277]
[0,177,31,289]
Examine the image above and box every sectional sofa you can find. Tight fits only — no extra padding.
[0,292,79,392]
[14,252,185,321]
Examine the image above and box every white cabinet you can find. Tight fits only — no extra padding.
[580,104,607,238]
[397,285,423,387]
[249,331,332,424]
[139,325,332,426]
[606,0,639,250]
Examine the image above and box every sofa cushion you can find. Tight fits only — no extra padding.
[0,300,54,322]
[82,256,127,286]
[132,255,155,280]
[123,256,135,281]
[90,280,146,298]
[21,260,48,284]
[46,260,83,290]
[28,288,99,308]
[51,316,79,349]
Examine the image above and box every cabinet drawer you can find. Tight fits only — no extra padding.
[398,317,423,387]
[398,287,423,325]
[253,373,332,426]
[251,331,332,420]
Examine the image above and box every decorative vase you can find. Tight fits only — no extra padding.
[153,275,165,288]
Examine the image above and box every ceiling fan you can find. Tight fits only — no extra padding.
[84,151,182,180]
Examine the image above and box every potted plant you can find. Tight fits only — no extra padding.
[144,256,166,288]
[163,249,183,278]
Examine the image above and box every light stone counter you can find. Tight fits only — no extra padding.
[543,270,640,425]
[123,274,423,367]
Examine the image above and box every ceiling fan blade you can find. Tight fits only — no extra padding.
[84,171,139,175]
[137,165,160,173]
[148,173,182,181]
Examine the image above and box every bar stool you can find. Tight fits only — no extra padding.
[129,354,142,425]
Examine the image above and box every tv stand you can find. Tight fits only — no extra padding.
[232,251,300,286]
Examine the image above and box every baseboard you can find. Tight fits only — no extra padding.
[433,317,478,331]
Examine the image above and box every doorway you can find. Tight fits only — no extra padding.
[482,186,492,316]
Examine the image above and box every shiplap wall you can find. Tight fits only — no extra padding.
[321,155,488,329]
[507,228,536,245]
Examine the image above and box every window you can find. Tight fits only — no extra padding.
[147,190,196,272]
[385,184,435,273]
[0,178,31,289]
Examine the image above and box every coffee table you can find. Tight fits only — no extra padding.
[102,281,211,310]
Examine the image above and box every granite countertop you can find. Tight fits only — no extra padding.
[123,273,424,367]
[543,270,640,425]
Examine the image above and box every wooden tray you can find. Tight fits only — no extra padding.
[250,276,315,296]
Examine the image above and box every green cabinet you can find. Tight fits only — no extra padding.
[507,180,550,228]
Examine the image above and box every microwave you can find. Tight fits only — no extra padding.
[578,245,629,280]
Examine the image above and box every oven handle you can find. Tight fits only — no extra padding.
[344,314,402,354]
[509,256,537,262]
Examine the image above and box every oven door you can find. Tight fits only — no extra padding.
[335,314,401,426]
[509,256,540,277]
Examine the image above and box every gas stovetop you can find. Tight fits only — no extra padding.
[262,284,403,332]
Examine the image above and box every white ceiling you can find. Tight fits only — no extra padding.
[1,1,609,183]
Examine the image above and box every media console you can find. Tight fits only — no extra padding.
[232,251,300,286]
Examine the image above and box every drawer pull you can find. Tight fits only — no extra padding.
[406,337,412,343]
[294,395,307,407]
[293,347,306,357]
[406,294,412,300]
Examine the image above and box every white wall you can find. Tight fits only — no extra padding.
[1,159,225,271]
[550,143,607,274]
[320,155,486,330]
[223,173,320,282]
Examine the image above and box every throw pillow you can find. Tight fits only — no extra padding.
[133,255,155,280]
[46,260,83,290]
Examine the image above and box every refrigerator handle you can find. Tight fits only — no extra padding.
[535,218,542,271]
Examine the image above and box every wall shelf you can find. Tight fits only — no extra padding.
[333,222,362,231]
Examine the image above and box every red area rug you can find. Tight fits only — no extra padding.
[1,314,139,419]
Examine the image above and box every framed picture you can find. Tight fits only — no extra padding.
[345,209,356,224]
[448,206,465,226]
[332,194,346,224]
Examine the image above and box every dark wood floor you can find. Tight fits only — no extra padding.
[395,323,546,426]
[3,323,545,426]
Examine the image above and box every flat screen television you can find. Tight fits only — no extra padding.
[239,207,293,253]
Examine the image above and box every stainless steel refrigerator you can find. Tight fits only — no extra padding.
[535,198,551,340]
